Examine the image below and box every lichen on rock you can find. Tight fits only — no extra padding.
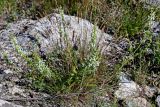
[0,13,115,70]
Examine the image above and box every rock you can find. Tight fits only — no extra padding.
[0,17,6,30]
[150,21,160,37]
[115,72,142,99]
[144,85,157,98]
[0,99,23,107]
[119,72,132,83]
[0,13,123,106]
[115,72,152,107]
[3,69,13,74]
[0,13,116,69]
[118,38,130,51]
[0,84,2,93]
[151,21,159,32]
[142,0,160,8]
[126,97,151,107]
[0,69,5,74]
[156,95,160,107]
[29,13,112,53]
[147,0,160,7]
[95,93,111,107]
[9,86,25,97]
[115,81,141,99]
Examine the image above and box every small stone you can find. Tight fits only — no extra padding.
[150,21,159,30]
[146,48,153,55]
[156,95,160,107]
[9,86,25,96]
[144,86,157,98]
[126,97,151,107]
[118,38,130,51]
[105,45,112,52]
[115,81,141,99]
[115,72,142,99]
[143,0,160,7]
[106,27,115,35]
[0,75,4,82]
[119,72,131,83]
[0,69,5,74]
[0,17,6,30]
[3,69,13,74]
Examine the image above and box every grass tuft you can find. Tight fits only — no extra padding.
[1,0,160,106]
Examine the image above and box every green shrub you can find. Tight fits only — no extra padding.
[12,17,102,94]
[117,7,160,88]
[4,0,160,106]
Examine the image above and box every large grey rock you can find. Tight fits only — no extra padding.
[0,99,23,107]
[29,13,112,53]
[0,13,114,69]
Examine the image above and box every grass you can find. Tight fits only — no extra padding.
[1,0,160,106]
[12,13,118,106]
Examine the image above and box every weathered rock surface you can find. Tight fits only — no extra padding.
[144,85,157,98]
[115,79,142,99]
[156,95,160,107]
[115,72,152,107]
[144,0,160,7]
[115,72,141,99]
[126,97,151,107]
[141,0,160,8]
[0,99,23,107]
[0,13,122,107]
[151,21,160,37]
[0,13,116,70]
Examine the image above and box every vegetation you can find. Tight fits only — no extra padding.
[1,0,160,106]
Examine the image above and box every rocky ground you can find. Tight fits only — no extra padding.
[0,1,160,107]
[0,13,122,107]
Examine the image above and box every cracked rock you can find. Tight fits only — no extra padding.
[0,99,23,107]
[144,85,157,98]
[126,97,151,107]
[115,72,142,99]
